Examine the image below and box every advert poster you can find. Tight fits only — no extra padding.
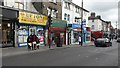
[19,11,48,26]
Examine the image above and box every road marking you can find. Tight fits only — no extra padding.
[86,56,89,58]
[96,58,98,60]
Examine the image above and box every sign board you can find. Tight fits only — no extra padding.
[19,11,48,26]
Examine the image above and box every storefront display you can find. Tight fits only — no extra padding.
[18,26,28,47]
[18,11,47,47]
[37,26,44,45]
[86,27,91,42]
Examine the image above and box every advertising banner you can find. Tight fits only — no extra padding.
[19,11,48,26]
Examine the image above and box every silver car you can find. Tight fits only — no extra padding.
[94,38,112,47]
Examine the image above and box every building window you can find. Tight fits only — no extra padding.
[68,14,70,21]
[75,19,76,22]
[47,8,52,15]
[76,7,80,13]
[91,25,94,30]
[68,3,70,10]
[64,2,70,10]
[15,2,24,10]
[64,2,67,8]
[49,0,56,3]
[64,13,67,20]
[52,10,57,18]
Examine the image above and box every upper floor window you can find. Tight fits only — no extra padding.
[47,8,52,15]
[75,7,80,13]
[15,2,24,10]
[68,14,70,21]
[52,10,57,18]
[49,0,57,3]
[91,25,94,30]
[64,13,67,20]
[64,2,70,10]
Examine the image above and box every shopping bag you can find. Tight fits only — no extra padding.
[28,43,32,46]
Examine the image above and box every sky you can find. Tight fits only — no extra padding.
[72,0,119,28]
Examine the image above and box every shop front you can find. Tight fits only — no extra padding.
[1,7,18,47]
[66,23,72,45]
[48,19,67,47]
[86,27,91,42]
[72,23,81,44]
[17,11,47,47]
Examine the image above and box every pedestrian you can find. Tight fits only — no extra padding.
[27,34,33,50]
[79,36,81,45]
[109,34,112,41]
[36,37,40,49]
[32,32,38,50]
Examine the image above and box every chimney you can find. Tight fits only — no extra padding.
[91,12,95,17]
[97,15,101,19]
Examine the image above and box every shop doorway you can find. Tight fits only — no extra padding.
[2,21,14,47]
[29,26,36,35]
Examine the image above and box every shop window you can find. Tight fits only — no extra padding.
[0,24,1,29]
[18,26,28,46]
[7,23,10,27]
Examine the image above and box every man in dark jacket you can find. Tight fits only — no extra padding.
[27,35,33,50]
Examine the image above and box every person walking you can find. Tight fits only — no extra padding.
[27,34,33,50]
[109,34,112,41]
[79,36,81,45]
[32,32,38,50]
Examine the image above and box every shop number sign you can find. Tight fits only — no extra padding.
[19,11,48,25]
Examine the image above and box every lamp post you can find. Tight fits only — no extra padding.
[116,21,118,39]
[48,14,52,48]
[74,0,83,46]
[81,0,83,46]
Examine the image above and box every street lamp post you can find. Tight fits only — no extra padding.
[75,0,83,46]
[81,0,83,46]
[116,21,118,39]
[48,14,52,48]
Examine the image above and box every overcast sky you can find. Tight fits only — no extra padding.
[72,0,119,28]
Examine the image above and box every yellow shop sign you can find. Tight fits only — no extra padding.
[19,11,48,25]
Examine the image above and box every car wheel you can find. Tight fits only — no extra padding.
[95,45,98,47]
[105,43,109,47]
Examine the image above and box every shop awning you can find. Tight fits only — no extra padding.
[49,27,66,32]
[72,23,81,29]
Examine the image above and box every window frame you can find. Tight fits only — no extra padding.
[91,25,95,30]
[15,2,24,10]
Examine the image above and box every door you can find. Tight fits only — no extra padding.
[29,26,36,35]
[2,22,14,47]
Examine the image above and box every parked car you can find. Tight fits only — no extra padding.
[94,38,112,47]
[117,38,120,43]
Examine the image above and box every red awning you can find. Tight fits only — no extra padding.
[49,27,66,32]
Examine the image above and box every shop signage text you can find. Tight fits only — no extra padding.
[19,11,48,25]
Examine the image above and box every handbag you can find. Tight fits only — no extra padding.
[28,43,32,46]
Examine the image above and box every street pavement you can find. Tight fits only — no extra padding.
[2,40,118,66]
